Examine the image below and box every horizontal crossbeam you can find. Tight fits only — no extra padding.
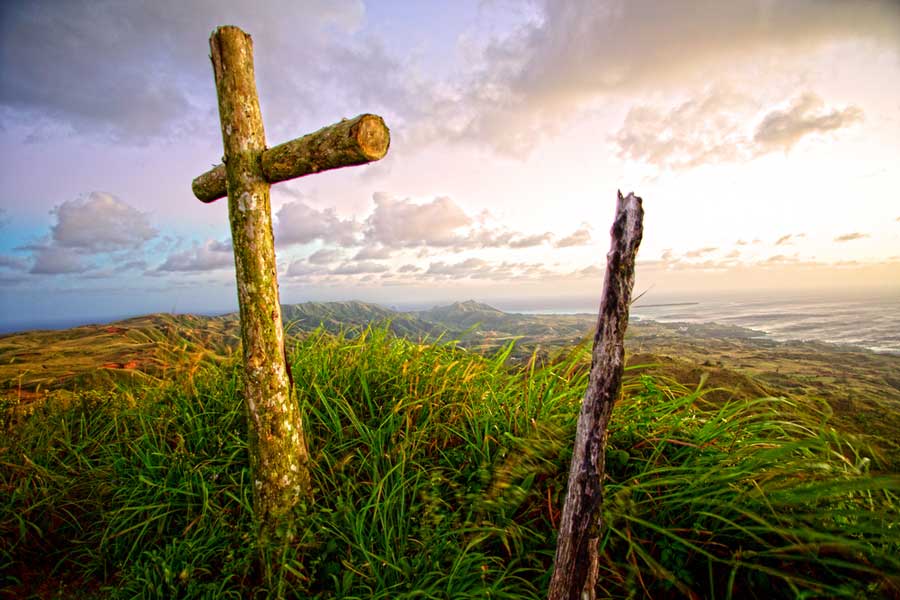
[192,113,390,203]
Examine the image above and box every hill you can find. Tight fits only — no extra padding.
[2,325,898,598]
[2,300,899,464]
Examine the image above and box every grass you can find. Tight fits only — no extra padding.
[1,327,898,598]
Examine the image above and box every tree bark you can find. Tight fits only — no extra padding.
[547,191,644,600]
[192,113,390,203]
[209,25,310,552]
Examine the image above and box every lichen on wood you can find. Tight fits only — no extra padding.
[547,191,644,600]
[192,114,390,203]
[208,25,310,550]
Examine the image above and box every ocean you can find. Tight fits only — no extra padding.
[628,293,900,355]
[507,291,900,355]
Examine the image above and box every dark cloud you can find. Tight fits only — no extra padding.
[0,0,368,141]
[397,264,420,273]
[156,238,233,272]
[554,227,592,248]
[753,94,863,152]
[50,192,157,252]
[308,248,345,265]
[834,232,869,242]
[331,261,390,275]
[275,200,360,247]
[614,90,862,169]
[285,260,323,278]
[30,247,89,274]
[0,254,28,271]
[353,245,393,260]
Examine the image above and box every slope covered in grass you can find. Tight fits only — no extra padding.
[2,329,898,598]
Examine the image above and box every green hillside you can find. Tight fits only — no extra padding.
[4,301,898,463]
[2,326,898,598]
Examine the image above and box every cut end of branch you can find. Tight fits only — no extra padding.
[351,114,391,161]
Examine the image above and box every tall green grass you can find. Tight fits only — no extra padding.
[1,327,898,598]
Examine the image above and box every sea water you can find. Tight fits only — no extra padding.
[629,292,900,355]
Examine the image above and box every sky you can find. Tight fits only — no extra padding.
[1,0,899,329]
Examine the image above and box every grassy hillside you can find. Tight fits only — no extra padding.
[4,301,899,464]
[2,327,899,598]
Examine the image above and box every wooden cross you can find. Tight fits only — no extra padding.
[192,25,389,546]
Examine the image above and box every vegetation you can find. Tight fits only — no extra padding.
[2,325,898,598]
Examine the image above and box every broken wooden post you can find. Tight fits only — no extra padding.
[194,25,389,556]
[547,191,644,600]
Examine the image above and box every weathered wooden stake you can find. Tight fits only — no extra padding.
[547,191,644,600]
[194,25,389,557]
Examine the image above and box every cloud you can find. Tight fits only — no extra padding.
[439,0,898,154]
[274,200,360,247]
[614,90,862,169]
[285,260,323,278]
[0,254,28,271]
[308,248,345,264]
[397,264,420,273]
[30,247,89,274]
[331,261,390,275]
[613,89,754,169]
[156,238,233,272]
[420,258,554,282]
[684,246,719,258]
[50,192,157,252]
[352,245,393,260]
[509,232,553,248]
[362,192,553,251]
[16,192,157,277]
[834,232,870,242]
[426,258,489,276]
[365,193,471,247]
[0,0,368,141]
[554,227,592,248]
[775,235,792,246]
[753,93,863,153]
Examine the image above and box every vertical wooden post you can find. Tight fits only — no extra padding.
[548,191,644,600]
[209,25,310,552]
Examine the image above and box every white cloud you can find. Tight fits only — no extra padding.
[554,227,592,248]
[423,1,896,155]
[274,200,360,247]
[613,91,862,170]
[156,238,233,272]
[363,192,554,251]
[834,232,869,243]
[753,94,863,153]
[365,193,471,248]
[50,192,157,252]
